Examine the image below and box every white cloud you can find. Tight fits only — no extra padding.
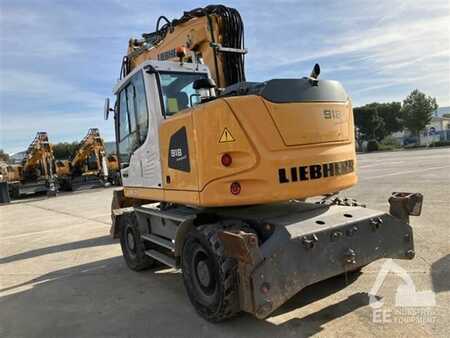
[0,69,110,152]
[0,70,104,109]
[0,108,114,153]
[0,7,82,58]
[246,0,449,106]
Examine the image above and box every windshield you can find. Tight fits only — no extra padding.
[159,72,207,117]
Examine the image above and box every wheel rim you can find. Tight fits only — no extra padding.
[191,244,217,304]
[126,227,137,255]
[196,260,211,287]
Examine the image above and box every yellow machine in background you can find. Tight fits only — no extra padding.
[106,153,120,182]
[0,161,8,182]
[7,132,57,198]
[55,159,71,177]
[57,128,120,190]
[108,4,422,322]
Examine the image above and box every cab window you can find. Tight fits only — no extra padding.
[116,70,149,164]
[159,72,206,117]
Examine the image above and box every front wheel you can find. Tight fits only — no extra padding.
[119,214,154,271]
[181,225,240,322]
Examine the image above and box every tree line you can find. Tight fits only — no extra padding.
[354,89,438,146]
[52,142,79,160]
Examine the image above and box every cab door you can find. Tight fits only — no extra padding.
[115,70,162,188]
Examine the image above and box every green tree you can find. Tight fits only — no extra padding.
[354,102,403,142]
[375,102,403,136]
[354,105,385,141]
[0,149,9,162]
[53,142,79,159]
[401,89,437,143]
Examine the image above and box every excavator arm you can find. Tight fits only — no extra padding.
[5,131,58,198]
[70,128,108,178]
[121,5,246,89]
[21,132,55,181]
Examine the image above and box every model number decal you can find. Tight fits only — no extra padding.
[170,148,183,158]
[323,109,342,119]
[168,127,190,172]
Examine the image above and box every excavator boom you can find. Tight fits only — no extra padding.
[5,131,57,198]
[70,128,106,174]
[122,5,245,89]
[22,132,55,180]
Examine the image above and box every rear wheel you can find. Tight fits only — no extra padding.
[119,215,155,271]
[182,224,240,322]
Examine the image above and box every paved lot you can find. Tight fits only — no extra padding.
[1,148,449,337]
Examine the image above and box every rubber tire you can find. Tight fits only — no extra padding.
[182,224,240,322]
[348,266,364,274]
[10,184,20,199]
[64,179,73,191]
[119,214,155,271]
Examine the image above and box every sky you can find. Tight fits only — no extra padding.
[0,0,449,153]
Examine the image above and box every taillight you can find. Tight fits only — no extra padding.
[221,153,232,167]
[230,182,241,195]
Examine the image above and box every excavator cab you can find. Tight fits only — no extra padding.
[111,60,211,189]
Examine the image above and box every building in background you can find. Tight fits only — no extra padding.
[391,107,450,146]
[421,115,450,145]
[433,106,450,117]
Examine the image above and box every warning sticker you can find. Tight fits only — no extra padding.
[219,128,235,143]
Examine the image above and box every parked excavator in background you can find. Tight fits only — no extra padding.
[0,161,9,202]
[0,161,8,182]
[107,4,423,322]
[57,128,120,190]
[6,132,57,199]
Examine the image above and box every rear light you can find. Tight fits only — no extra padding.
[230,182,241,195]
[221,153,232,167]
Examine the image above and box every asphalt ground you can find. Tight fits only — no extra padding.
[1,148,449,337]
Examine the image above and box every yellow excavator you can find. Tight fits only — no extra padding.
[7,132,57,199]
[106,5,423,321]
[57,128,120,190]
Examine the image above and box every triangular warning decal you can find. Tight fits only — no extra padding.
[219,128,235,143]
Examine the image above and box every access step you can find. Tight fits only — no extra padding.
[141,234,175,251]
[145,249,176,268]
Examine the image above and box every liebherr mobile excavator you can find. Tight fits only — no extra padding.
[57,128,120,190]
[107,5,423,321]
[8,132,57,198]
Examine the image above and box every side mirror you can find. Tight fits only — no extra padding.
[189,93,201,107]
[104,97,113,120]
[193,78,217,90]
